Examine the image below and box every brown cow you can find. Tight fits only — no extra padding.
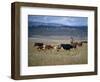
[45,45,54,50]
[77,42,83,47]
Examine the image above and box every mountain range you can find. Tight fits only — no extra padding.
[28,21,87,40]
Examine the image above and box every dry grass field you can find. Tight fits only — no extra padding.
[28,38,88,66]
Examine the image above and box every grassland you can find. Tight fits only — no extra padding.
[28,38,88,66]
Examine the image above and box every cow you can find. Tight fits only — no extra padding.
[70,37,83,48]
[70,37,78,48]
[34,43,43,47]
[77,42,83,47]
[37,45,44,50]
[60,44,74,50]
[34,43,44,50]
[45,45,54,50]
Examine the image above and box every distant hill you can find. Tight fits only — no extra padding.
[28,21,87,40]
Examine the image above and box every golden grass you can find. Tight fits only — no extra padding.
[28,39,87,66]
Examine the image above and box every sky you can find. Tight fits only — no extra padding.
[28,15,88,26]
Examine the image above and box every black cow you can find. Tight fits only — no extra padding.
[34,43,44,50]
[60,44,74,50]
[34,43,43,47]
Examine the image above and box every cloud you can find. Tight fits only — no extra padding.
[28,15,88,26]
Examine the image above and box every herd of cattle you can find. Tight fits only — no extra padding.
[33,41,87,51]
